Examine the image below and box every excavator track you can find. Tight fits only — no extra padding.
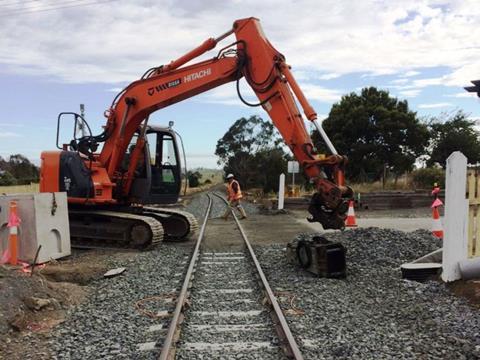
[141,206,199,241]
[69,209,164,250]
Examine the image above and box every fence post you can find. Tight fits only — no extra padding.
[442,151,469,282]
[278,173,285,210]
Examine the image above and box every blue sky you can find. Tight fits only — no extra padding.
[0,0,479,168]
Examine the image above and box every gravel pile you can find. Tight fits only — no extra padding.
[255,228,480,359]
[46,245,192,360]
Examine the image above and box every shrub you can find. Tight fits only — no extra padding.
[411,167,445,189]
[0,171,18,186]
[187,171,202,188]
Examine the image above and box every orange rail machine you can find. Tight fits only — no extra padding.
[40,17,353,248]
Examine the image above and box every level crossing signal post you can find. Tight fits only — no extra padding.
[288,161,300,197]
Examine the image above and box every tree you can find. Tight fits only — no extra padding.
[253,148,288,193]
[313,87,429,182]
[221,151,257,189]
[427,111,480,168]
[215,115,282,163]
[215,115,287,192]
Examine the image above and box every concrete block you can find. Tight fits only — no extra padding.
[0,192,70,263]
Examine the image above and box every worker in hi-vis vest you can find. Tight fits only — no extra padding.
[223,173,247,220]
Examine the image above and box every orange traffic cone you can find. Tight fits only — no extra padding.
[431,206,443,239]
[345,200,358,227]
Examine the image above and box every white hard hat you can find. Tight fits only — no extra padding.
[226,173,234,179]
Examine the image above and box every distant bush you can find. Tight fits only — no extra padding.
[187,171,202,188]
[203,179,212,185]
[0,154,39,185]
[411,167,445,189]
[0,171,18,186]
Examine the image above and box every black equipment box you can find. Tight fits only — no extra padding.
[287,236,346,278]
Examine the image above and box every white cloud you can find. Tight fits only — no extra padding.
[0,0,478,97]
[391,78,410,85]
[300,83,343,103]
[107,87,123,93]
[0,132,21,138]
[196,78,342,106]
[390,75,456,98]
[446,92,477,98]
[398,89,421,98]
[0,123,24,128]
[318,73,341,80]
[444,63,480,87]
[197,81,252,106]
[418,102,454,109]
[412,77,444,88]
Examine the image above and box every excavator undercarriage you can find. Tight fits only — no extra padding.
[69,206,198,249]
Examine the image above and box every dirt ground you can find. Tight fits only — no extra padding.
[201,213,308,251]
[355,207,444,218]
[0,250,134,357]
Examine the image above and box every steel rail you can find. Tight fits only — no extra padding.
[159,193,213,360]
[212,192,304,360]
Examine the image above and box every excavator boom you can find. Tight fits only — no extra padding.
[41,17,352,243]
[110,17,352,228]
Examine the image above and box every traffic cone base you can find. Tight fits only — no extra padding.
[432,206,443,239]
[345,200,358,227]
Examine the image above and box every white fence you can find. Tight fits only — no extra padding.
[442,152,469,282]
[467,167,480,257]
[442,151,480,282]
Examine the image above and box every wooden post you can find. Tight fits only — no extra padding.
[278,173,285,210]
[442,151,469,282]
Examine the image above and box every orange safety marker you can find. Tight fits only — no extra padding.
[432,198,443,208]
[431,205,443,239]
[7,200,21,265]
[345,200,358,227]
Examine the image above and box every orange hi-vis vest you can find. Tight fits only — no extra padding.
[227,180,243,201]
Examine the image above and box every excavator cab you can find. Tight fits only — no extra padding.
[55,112,183,205]
[128,125,182,204]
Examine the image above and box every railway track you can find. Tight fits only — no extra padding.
[137,192,303,359]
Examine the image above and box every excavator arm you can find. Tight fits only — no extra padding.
[97,17,353,229]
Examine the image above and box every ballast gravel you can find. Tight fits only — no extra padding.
[47,245,192,360]
[254,228,480,360]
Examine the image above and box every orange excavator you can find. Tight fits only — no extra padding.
[40,17,353,248]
